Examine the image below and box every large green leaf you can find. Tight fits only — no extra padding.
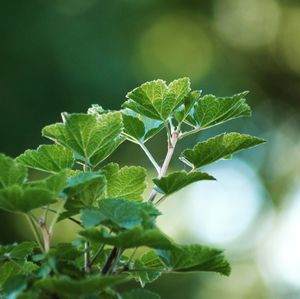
[42,112,124,167]
[122,113,164,143]
[17,144,74,174]
[122,289,160,299]
[181,133,265,169]
[0,172,67,213]
[157,244,231,275]
[101,163,147,200]
[35,275,131,296]
[191,91,251,129]
[0,154,27,189]
[81,198,160,230]
[123,78,191,120]
[79,226,175,249]
[153,171,215,196]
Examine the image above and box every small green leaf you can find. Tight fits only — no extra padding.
[81,198,160,230]
[174,90,201,123]
[181,133,266,169]
[192,91,251,129]
[122,289,161,299]
[153,171,215,195]
[132,251,166,287]
[9,242,36,260]
[123,78,191,120]
[0,154,27,189]
[80,226,175,249]
[17,144,74,174]
[42,112,124,167]
[157,244,231,275]
[122,112,164,143]
[65,171,106,206]
[101,163,147,200]
[35,275,131,296]
[3,275,28,299]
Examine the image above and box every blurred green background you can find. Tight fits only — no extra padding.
[1,0,300,298]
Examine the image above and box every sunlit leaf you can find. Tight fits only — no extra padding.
[17,144,74,174]
[153,171,215,195]
[42,112,124,167]
[180,133,265,169]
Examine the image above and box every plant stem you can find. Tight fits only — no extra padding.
[84,242,91,273]
[25,214,44,252]
[102,247,118,275]
[138,141,161,174]
[39,219,51,252]
[89,244,105,268]
[179,127,202,140]
[149,131,179,202]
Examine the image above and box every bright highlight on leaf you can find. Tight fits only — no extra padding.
[181,132,266,169]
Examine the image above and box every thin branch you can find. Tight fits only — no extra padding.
[138,141,160,174]
[84,242,91,273]
[41,207,82,227]
[89,244,105,268]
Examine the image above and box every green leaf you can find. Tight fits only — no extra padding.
[79,226,175,249]
[132,251,166,287]
[8,242,36,260]
[122,289,161,299]
[153,171,215,196]
[180,133,266,169]
[35,275,131,296]
[157,244,231,275]
[3,275,28,299]
[16,144,74,174]
[81,198,160,230]
[0,154,27,189]
[123,78,191,120]
[0,185,57,213]
[174,90,201,123]
[101,163,147,200]
[65,171,106,206]
[0,172,67,213]
[122,112,164,143]
[192,91,251,129]
[42,112,124,167]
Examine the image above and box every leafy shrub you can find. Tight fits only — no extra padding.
[0,78,265,298]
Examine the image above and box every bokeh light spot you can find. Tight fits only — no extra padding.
[137,14,213,80]
[214,0,280,50]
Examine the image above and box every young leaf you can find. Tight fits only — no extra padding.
[0,154,27,189]
[122,289,161,299]
[180,133,265,169]
[79,226,175,249]
[101,163,147,200]
[35,275,131,296]
[81,198,160,229]
[16,144,74,174]
[153,171,215,196]
[8,242,37,260]
[123,78,191,120]
[122,112,164,143]
[192,91,251,129]
[157,244,231,275]
[42,112,124,167]
[174,90,201,123]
